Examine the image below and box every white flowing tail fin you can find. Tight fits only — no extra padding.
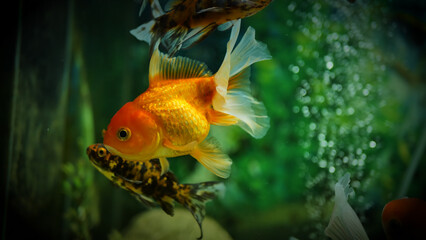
[325,173,369,240]
[212,20,271,139]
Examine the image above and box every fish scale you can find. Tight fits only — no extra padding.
[137,78,214,146]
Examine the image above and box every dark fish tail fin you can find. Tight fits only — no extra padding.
[162,25,189,56]
[176,182,225,239]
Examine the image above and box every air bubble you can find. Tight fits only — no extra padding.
[362,89,369,96]
[292,65,300,73]
[318,133,326,141]
[288,2,296,12]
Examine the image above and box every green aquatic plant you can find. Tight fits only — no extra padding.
[61,4,100,238]
[63,160,99,240]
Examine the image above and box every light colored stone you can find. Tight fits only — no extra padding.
[111,208,232,240]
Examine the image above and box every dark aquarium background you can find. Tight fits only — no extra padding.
[2,0,426,239]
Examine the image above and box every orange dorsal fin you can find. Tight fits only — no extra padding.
[149,41,212,84]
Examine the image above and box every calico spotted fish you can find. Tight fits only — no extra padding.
[131,0,272,55]
[87,143,224,239]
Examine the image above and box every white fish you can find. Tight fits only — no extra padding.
[325,173,369,240]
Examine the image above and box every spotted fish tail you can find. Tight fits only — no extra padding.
[175,181,225,239]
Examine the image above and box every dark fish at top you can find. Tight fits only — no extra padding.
[86,143,224,239]
[131,0,272,55]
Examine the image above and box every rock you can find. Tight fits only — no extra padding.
[111,208,232,240]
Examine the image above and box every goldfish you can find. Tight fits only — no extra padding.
[103,20,270,178]
[86,143,224,239]
[382,198,426,240]
[131,0,272,55]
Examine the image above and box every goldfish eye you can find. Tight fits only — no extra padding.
[117,127,131,141]
[97,147,107,158]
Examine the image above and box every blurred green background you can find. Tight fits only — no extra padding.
[2,0,425,239]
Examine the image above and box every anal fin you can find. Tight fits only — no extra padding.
[190,138,232,178]
[158,196,175,216]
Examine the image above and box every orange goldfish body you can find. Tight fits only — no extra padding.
[131,0,272,55]
[104,21,271,178]
[382,198,426,240]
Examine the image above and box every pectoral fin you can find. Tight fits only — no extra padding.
[159,157,170,176]
[218,21,236,31]
[190,138,232,178]
[133,193,157,208]
[181,24,217,50]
